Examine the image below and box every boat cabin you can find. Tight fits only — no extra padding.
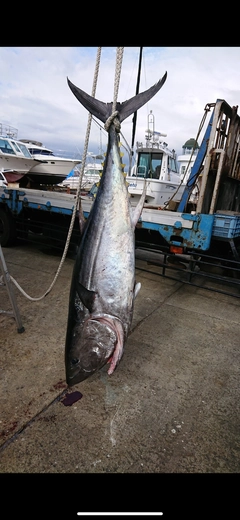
[128,110,179,182]
[19,139,54,156]
[132,145,178,180]
[126,111,184,207]
[0,137,33,158]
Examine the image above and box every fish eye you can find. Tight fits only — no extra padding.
[71,358,79,365]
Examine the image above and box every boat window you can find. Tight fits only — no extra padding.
[151,154,162,179]
[0,138,15,154]
[28,148,38,155]
[168,156,178,173]
[17,143,33,158]
[39,150,53,156]
[10,141,22,154]
[137,152,163,178]
[137,153,149,177]
[28,148,53,156]
[84,169,101,176]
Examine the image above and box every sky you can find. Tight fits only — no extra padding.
[1,46,240,168]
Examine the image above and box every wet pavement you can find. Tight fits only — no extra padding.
[0,242,240,483]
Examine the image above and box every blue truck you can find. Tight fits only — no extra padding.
[136,99,240,266]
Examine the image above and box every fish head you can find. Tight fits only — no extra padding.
[65,316,118,386]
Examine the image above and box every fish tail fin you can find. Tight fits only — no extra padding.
[67,72,167,124]
[67,78,109,123]
[119,72,167,122]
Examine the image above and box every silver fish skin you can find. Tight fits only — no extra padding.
[65,72,167,385]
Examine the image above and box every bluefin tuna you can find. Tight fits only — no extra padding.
[65,72,167,385]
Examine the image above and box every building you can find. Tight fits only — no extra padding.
[178,138,200,182]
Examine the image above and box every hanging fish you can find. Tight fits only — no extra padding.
[65,72,167,385]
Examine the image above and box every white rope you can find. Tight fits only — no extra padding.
[104,110,120,132]
[112,47,124,113]
[104,47,124,133]
[74,46,102,212]
[10,47,102,302]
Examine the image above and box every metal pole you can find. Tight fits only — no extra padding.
[129,46,143,174]
[0,244,25,333]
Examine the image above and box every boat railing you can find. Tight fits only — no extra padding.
[0,123,18,139]
[137,166,146,178]
[130,165,161,179]
[136,140,174,156]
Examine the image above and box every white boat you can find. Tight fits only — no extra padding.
[59,153,103,190]
[19,139,81,185]
[126,111,185,209]
[0,124,42,177]
[81,160,103,190]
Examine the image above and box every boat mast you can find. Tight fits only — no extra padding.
[129,47,143,173]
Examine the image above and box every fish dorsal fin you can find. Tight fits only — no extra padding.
[67,72,167,124]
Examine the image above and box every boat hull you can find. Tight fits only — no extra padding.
[25,159,80,185]
[0,155,39,173]
[60,173,100,191]
[127,177,185,207]
[59,163,102,190]
[3,170,27,183]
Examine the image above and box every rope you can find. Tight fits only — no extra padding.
[104,47,124,133]
[112,47,124,113]
[10,47,102,302]
[75,47,102,211]
[104,110,120,132]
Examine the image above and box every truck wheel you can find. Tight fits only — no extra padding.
[0,208,17,246]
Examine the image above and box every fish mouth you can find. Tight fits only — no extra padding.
[66,314,124,386]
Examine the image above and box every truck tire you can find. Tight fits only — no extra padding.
[0,208,17,246]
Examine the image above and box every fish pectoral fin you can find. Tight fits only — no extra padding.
[134,282,141,299]
[77,282,97,312]
[131,179,147,227]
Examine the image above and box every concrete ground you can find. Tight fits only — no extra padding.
[0,241,240,477]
